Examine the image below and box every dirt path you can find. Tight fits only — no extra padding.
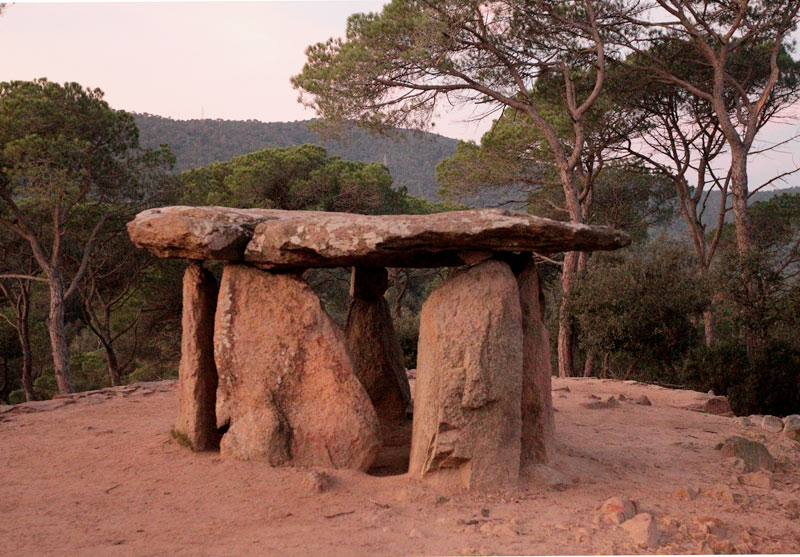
[1,378,798,555]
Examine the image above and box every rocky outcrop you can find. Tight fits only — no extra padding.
[174,263,220,451]
[409,260,523,490]
[516,258,555,466]
[344,267,411,424]
[213,264,380,470]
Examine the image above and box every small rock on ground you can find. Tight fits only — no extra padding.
[738,470,773,490]
[762,415,784,433]
[621,513,660,548]
[302,470,332,493]
[717,436,775,472]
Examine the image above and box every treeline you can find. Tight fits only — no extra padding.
[133,114,457,200]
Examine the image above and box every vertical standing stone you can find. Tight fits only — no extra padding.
[345,267,411,424]
[174,262,220,451]
[409,260,523,490]
[214,264,381,470]
[516,258,555,466]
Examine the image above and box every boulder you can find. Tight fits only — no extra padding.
[214,264,380,470]
[784,415,800,441]
[761,415,784,433]
[516,259,555,466]
[174,263,221,451]
[704,396,732,415]
[718,436,775,472]
[244,209,631,269]
[409,260,523,490]
[344,267,411,423]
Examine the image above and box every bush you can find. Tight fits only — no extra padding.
[8,389,26,405]
[395,313,420,370]
[682,341,800,416]
[127,364,178,384]
[566,240,708,378]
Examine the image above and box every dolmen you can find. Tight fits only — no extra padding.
[128,206,629,490]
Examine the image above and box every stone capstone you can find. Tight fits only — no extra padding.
[409,260,523,490]
[127,206,314,260]
[128,206,631,267]
[174,263,221,451]
[213,264,380,470]
[344,267,411,423]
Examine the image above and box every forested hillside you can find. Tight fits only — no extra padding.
[134,114,457,200]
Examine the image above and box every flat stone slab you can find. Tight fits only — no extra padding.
[127,206,317,260]
[128,206,630,267]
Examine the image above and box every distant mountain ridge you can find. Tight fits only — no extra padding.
[133,114,457,201]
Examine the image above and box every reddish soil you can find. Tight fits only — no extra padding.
[2,378,799,555]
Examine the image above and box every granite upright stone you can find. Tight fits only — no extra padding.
[409,260,524,490]
[214,264,381,470]
[174,263,220,451]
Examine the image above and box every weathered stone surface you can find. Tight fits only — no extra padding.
[345,267,411,424]
[598,496,639,524]
[718,436,775,472]
[516,259,555,467]
[621,513,661,548]
[214,264,380,470]
[174,263,220,451]
[784,415,800,441]
[761,415,784,433]
[409,260,523,490]
[739,470,774,489]
[245,209,631,269]
[127,206,319,260]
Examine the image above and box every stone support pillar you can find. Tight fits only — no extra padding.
[345,267,411,424]
[409,260,523,490]
[175,262,220,451]
[214,264,381,471]
[516,258,555,466]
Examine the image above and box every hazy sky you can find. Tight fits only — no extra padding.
[0,1,491,140]
[1,1,799,189]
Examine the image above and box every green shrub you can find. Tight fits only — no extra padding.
[8,389,26,405]
[127,364,178,384]
[395,313,420,370]
[682,341,800,416]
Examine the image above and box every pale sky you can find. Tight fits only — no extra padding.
[0,1,491,140]
[1,1,799,190]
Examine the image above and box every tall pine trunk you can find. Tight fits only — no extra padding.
[48,275,74,394]
[557,251,580,378]
[19,317,34,401]
[729,149,754,254]
[101,339,122,387]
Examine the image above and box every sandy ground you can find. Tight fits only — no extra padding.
[1,377,799,556]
